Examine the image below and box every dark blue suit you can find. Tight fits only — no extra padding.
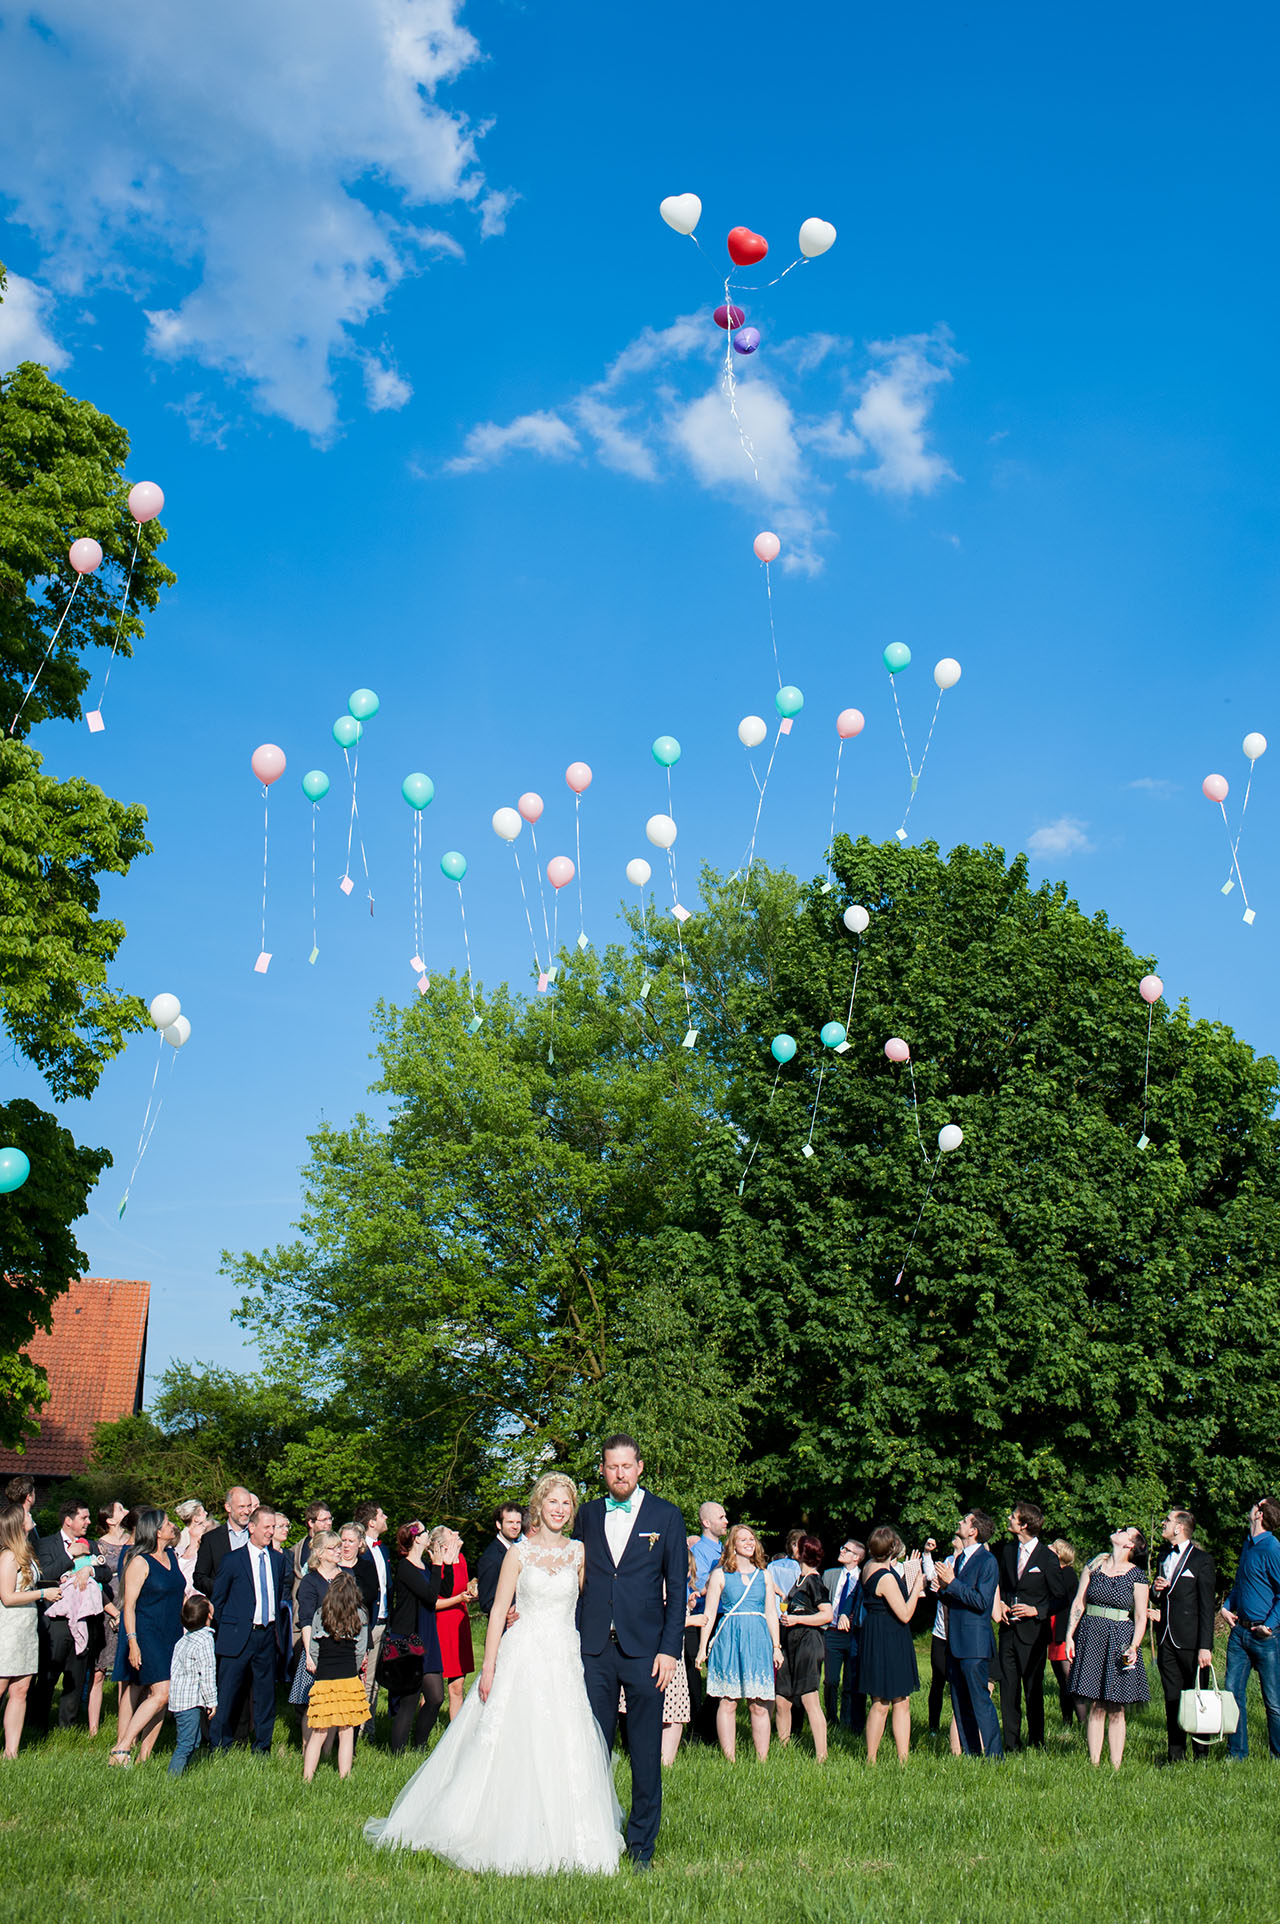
[574,1491,686,1863]
[944,1543,1004,1758]
[824,1568,866,1732]
[209,1543,286,1751]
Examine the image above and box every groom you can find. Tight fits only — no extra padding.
[574,1433,687,1871]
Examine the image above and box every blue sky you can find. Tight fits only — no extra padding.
[2,2,1277,1395]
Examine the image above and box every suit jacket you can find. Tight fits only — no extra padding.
[997,1538,1072,1643]
[476,1536,510,1618]
[828,1567,865,1636]
[193,1522,242,1599]
[943,1544,999,1659]
[1156,1543,1216,1651]
[210,1543,288,1659]
[573,1492,687,1661]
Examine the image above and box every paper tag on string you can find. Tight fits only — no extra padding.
[546,966,558,984]
[820,882,833,895]
[254,952,271,974]
[895,828,908,842]
[1221,879,1235,895]
[779,718,793,736]
[308,947,319,966]
[416,973,430,996]
[537,972,550,993]
[1137,1133,1150,1150]
[672,904,691,923]
[85,710,104,734]
[802,1143,815,1159]
[577,931,589,951]
[339,875,354,896]
[410,955,425,975]
[467,1015,483,1034]
[117,1197,128,1219]
[737,1178,746,1196]
[835,1041,851,1054]
[682,1028,699,1049]
[640,979,652,1000]
[1244,908,1257,925]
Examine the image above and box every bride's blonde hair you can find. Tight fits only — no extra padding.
[528,1474,578,1532]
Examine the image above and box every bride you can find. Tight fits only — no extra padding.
[364,1473,623,1875]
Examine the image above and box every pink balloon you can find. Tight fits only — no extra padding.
[1138,974,1163,1005]
[68,538,103,575]
[1202,773,1229,803]
[518,791,544,824]
[251,742,287,786]
[884,1037,910,1064]
[753,531,781,563]
[565,762,593,794]
[836,708,865,739]
[127,481,165,523]
[546,856,575,890]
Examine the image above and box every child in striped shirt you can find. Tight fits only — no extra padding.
[168,1592,217,1775]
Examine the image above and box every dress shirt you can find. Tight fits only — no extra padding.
[253,1548,275,1626]
[366,1539,389,1621]
[1162,1539,1194,1578]
[1224,1530,1280,1631]
[228,1524,249,1551]
[603,1487,645,1564]
[692,1532,722,1600]
[1015,1536,1039,1580]
[767,1557,801,1598]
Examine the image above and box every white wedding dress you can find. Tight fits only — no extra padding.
[365,1538,623,1875]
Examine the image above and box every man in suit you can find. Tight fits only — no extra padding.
[996,1500,1072,1750]
[823,1537,866,1733]
[477,1501,523,1620]
[573,1433,687,1872]
[209,1504,285,1753]
[937,1508,1004,1759]
[291,1501,333,1634]
[32,1499,111,1730]
[193,1485,255,1598]
[354,1501,391,1723]
[1152,1507,1216,1763]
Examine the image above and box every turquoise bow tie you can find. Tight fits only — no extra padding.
[605,1496,633,1514]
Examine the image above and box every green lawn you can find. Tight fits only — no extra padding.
[2,1654,1277,1924]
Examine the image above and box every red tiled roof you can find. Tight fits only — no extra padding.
[0,1277,149,1477]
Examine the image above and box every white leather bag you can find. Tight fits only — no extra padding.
[1177,1663,1240,1739]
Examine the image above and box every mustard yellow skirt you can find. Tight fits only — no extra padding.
[307,1676,369,1730]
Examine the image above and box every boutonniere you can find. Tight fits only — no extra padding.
[642,1533,660,1551]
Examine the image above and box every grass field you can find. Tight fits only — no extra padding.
[2,1650,1277,1924]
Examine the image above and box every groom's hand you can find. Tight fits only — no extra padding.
[652,1653,678,1691]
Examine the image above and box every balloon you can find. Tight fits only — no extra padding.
[250,743,286,786]
[518,791,544,824]
[732,327,760,356]
[798,217,837,258]
[821,1021,847,1050]
[738,715,767,748]
[776,684,804,719]
[770,1033,797,1064]
[565,762,593,794]
[753,531,780,563]
[149,992,181,1031]
[348,688,380,721]
[645,813,677,850]
[441,850,467,882]
[1243,732,1268,761]
[843,905,870,934]
[0,1148,31,1194]
[938,1124,963,1154]
[301,769,330,802]
[934,657,962,691]
[727,226,768,267]
[652,735,681,767]
[402,772,435,810]
[714,304,746,331]
[1138,974,1164,1005]
[492,806,522,842]
[333,715,362,748]
[69,537,103,575]
[836,708,865,739]
[163,1016,191,1049]
[659,193,702,236]
[626,858,652,887]
[1202,773,1229,803]
[127,481,164,523]
[884,1037,910,1063]
[546,856,575,889]
[883,642,912,674]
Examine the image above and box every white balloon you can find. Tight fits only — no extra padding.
[934,657,962,691]
[1243,732,1268,762]
[659,193,702,237]
[798,217,836,258]
[149,992,181,1031]
[626,858,652,888]
[491,806,522,841]
[738,715,767,748]
[843,905,870,934]
[645,813,678,850]
[163,1016,191,1049]
[938,1124,964,1154]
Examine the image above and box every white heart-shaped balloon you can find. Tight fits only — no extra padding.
[660,193,702,237]
[798,217,836,259]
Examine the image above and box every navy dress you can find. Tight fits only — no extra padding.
[112,1548,186,1686]
[858,1566,920,1701]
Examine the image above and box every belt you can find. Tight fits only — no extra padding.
[1085,1606,1131,1622]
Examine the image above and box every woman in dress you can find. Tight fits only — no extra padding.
[110,1509,186,1766]
[290,1529,339,1745]
[87,1501,131,1737]
[859,1525,924,1764]
[0,1502,59,1759]
[430,1525,477,1720]
[366,1473,623,1875]
[776,1533,833,1760]
[383,1521,448,1754]
[696,1524,783,1762]
[1047,1539,1083,1727]
[174,1499,207,1592]
[1064,1525,1151,1767]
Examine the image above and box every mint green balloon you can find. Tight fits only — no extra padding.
[333,714,362,748]
[776,684,804,719]
[402,772,435,810]
[441,850,467,881]
[883,642,912,674]
[348,688,380,720]
[821,1020,847,1049]
[301,769,330,803]
[652,735,681,767]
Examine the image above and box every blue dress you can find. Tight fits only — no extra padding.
[113,1548,186,1686]
[858,1567,920,1702]
[706,1568,776,1701]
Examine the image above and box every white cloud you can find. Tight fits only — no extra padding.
[853,330,960,494]
[362,354,413,413]
[1027,816,1094,858]
[572,396,657,481]
[0,1,503,437]
[444,411,580,474]
[1128,777,1179,796]
[0,272,69,371]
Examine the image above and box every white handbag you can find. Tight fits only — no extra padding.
[1177,1663,1240,1740]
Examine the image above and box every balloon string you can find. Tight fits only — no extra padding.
[119,1038,171,1216]
[352,745,373,912]
[260,784,270,956]
[88,524,141,721]
[512,842,541,974]
[457,882,477,1009]
[844,950,862,1031]
[738,1063,783,1192]
[529,821,553,958]
[343,746,356,881]
[311,805,319,960]
[1141,999,1154,1137]
[1218,800,1251,911]
[906,1059,928,1162]
[574,792,586,941]
[1224,767,1256,891]
[734,257,810,291]
[806,1062,827,1150]
[740,724,783,903]
[896,1154,942,1288]
[411,812,422,961]
[764,562,781,688]
[667,845,695,1033]
[10,573,81,734]
[826,737,845,882]
[721,273,759,482]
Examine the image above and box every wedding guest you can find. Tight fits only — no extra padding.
[0,1502,59,1759]
[430,1526,476,1720]
[697,1524,782,1762]
[87,1501,130,1737]
[824,1537,866,1734]
[414,1537,452,1745]
[303,1569,370,1782]
[1152,1508,1216,1764]
[766,1529,804,1605]
[110,1509,185,1765]
[34,1498,110,1731]
[996,1500,1072,1751]
[1046,1540,1082,1727]
[689,1501,728,1744]
[292,1501,334,1608]
[289,1530,340,1745]
[1064,1525,1151,1768]
[476,1503,523,1619]
[174,1500,207,1593]
[272,1513,294,1675]
[339,1522,381,1614]
[4,1478,37,1537]
[208,1505,286,1755]
[193,1486,254,1597]
[925,1533,961,1741]
[384,1522,444,1754]
[859,1526,924,1764]
[1223,1496,1280,1761]
[776,1534,832,1760]
[354,1502,391,1717]
[167,1592,217,1776]
[936,1510,1004,1761]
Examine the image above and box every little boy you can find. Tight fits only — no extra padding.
[168,1592,217,1775]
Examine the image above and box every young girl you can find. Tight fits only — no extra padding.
[303,1569,369,1782]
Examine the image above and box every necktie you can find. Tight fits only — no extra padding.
[256,1552,268,1625]
[838,1576,851,1619]
[1017,1543,1030,1578]
[605,1496,632,1514]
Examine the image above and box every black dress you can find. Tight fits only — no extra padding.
[777,1572,827,1702]
[858,1566,920,1702]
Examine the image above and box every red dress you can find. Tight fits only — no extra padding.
[437,1554,474,1680]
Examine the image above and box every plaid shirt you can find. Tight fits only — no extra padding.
[168,1627,217,1713]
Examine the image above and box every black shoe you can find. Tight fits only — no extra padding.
[627,1850,653,1873]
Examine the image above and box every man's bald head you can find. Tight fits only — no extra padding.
[699,1501,728,1539]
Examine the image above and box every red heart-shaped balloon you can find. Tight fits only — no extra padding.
[727,226,768,267]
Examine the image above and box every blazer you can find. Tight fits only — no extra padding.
[996,1539,1073,1643]
[476,1536,509,1618]
[573,1492,687,1662]
[387,1558,442,1640]
[943,1544,999,1659]
[193,1522,240,1599]
[1156,1543,1216,1651]
[210,1543,288,1659]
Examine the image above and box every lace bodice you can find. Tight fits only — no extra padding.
[514,1538,582,1626]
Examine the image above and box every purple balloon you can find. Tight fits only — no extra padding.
[714,303,746,331]
[732,326,761,356]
